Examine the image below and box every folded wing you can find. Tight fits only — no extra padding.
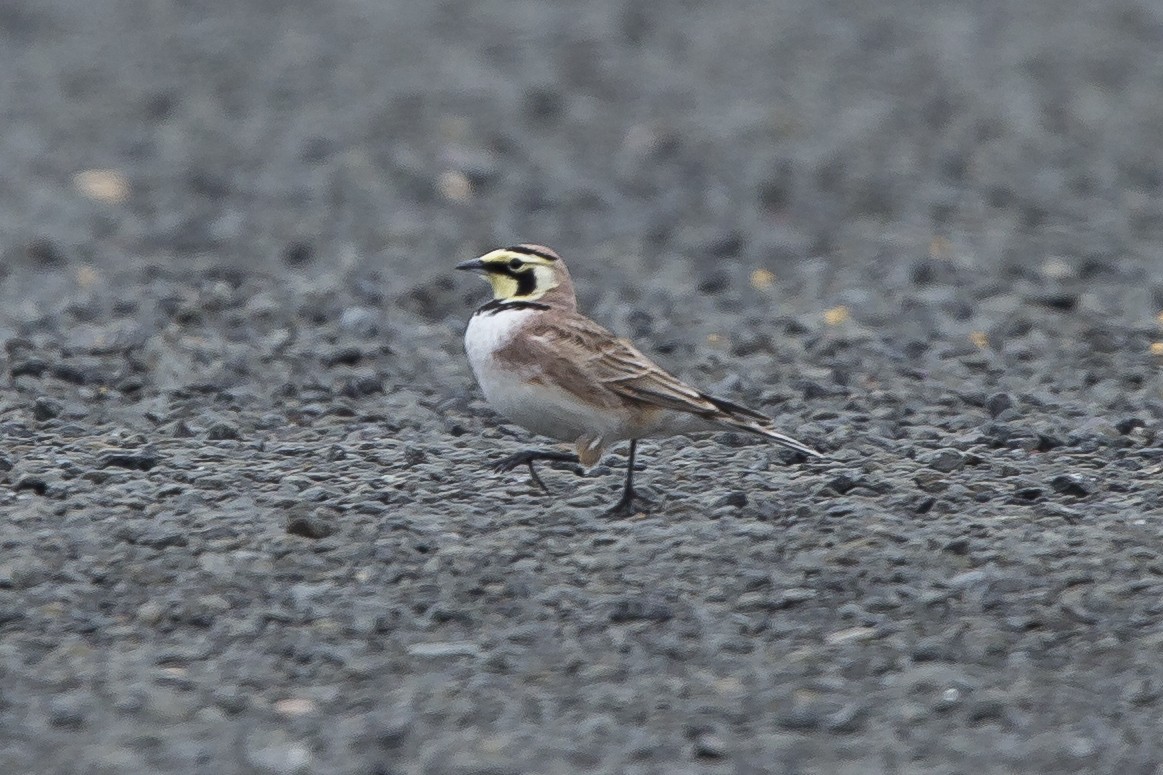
[525,315,822,458]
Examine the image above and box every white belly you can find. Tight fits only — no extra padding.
[464,309,628,442]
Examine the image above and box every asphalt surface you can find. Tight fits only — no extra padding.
[2,1,1163,773]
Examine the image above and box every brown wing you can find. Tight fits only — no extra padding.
[497,312,823,456]
[587,328,823,456]
[492,314,626,410]
[518,313,725,415]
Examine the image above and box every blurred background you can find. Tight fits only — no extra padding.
[2,0,1161,313]
[2,2,1163,773]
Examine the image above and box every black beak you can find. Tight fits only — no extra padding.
[455,258,487,273]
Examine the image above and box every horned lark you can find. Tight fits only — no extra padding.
[457,244,823,516]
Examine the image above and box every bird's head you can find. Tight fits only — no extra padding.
[456,244,576,307]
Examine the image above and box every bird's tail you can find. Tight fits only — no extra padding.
[701,394,824,458]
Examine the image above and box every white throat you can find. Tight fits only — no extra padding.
[464,306,536,365]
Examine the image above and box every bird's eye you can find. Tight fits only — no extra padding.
[507,258,524,271]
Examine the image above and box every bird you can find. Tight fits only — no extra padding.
[456,244,823,516]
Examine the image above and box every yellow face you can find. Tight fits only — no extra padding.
[456,246,561,301]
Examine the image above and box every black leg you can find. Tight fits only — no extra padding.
[603,440,653,517]
[493,449,582,493]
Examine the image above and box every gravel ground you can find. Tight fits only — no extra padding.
[2,1,1163,773]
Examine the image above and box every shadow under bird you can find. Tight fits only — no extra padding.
[457,244,823,516]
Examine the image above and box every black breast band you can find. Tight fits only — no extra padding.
[475,299,551,315]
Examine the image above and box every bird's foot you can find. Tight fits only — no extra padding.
[492,450,582,494]
[602,487,655,518]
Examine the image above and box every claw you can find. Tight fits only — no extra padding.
[602,488,652,518]
[598,439,655,517]
[526,461,549,493]
[490,449,582,494]
[492,457,519,474]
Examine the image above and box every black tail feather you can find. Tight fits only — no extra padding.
[701,392,823,458]
[701,393,770,423]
